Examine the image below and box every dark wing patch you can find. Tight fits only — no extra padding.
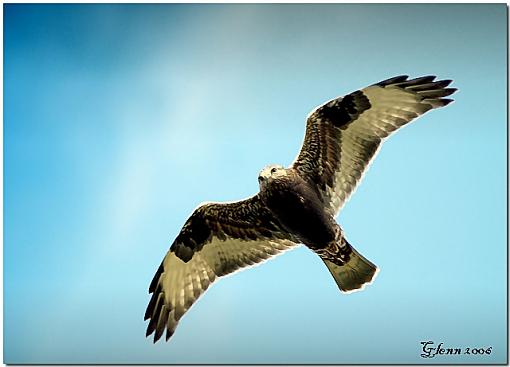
[170,196,284,262]
[293,75,457,215]
[145,195,298,342]
[316,91,371,128]
[171,211,212,262]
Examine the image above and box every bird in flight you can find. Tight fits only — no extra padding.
[145,75,457,342]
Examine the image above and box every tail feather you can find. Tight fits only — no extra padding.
[320,240,378,293]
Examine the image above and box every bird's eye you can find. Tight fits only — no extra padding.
[271,168,277,174]
[258,176,263,182]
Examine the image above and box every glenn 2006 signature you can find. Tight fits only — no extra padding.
[420,341,493,358]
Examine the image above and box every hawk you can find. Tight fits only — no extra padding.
[145,75,457,342]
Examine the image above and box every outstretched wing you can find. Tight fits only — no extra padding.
[292,75,457,216]
[145,195,297,342]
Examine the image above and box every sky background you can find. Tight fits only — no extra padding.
[4,4,507,364]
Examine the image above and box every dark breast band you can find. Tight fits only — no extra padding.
[263,177,336,248]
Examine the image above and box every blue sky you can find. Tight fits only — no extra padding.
[4,4,507,364]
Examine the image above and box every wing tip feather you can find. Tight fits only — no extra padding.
[439,98,455,107]
[375,74,457,107]
[374,75,409,86]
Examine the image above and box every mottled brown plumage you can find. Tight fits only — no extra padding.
[145,75,457,342]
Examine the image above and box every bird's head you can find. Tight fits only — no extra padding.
[258,164,286,188]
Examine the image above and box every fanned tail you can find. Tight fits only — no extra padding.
[316,236,378,293]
